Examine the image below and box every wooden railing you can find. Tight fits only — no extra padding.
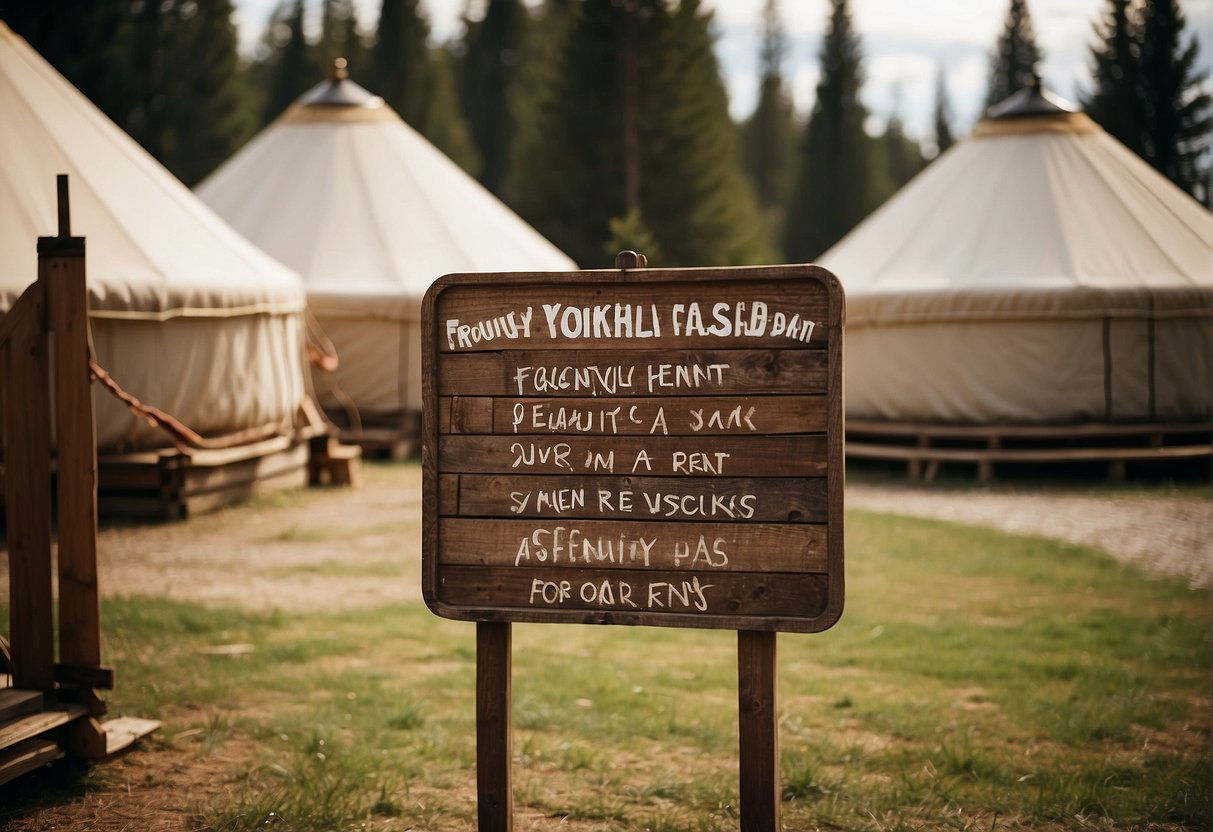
[2,175,110,767]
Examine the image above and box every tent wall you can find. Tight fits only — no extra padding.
[312,316,422,415]
[845,313,1212,424]
[91,312,307,450]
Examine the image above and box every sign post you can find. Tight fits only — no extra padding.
[422,257,844,829]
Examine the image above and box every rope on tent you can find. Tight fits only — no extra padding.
[305,308,339,373]
[86,328,289,454]
[305,308,363,434]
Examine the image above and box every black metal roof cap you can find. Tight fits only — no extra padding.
[986,72,1077,119]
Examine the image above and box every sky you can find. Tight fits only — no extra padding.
[232,0,1213,141]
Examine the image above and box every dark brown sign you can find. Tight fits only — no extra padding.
[422,265,844,633]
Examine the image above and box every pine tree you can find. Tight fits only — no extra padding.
[933,63,956,156]
[319,0,364,68]
[503,0,578,215]
[646,0,769,265]
[370,0,480,174]
[457,0,531,195]
[784,0,877,262]
[739,0,796,237]
[507,0,662,265]
[423,47,482,176]
[370,0,429,121]
[506,0,768,267]
[157,0,257,185]
[1083,0,1145,157]
[881,92,925,190]
[263,0,315,123]
[7,0,254,186]
[4,0,135,126]
[985,0,1044,109]
[1138,0,1211,199]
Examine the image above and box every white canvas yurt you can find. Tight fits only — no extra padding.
[0,21,310,452]
[196,61,576,432]
[820,82,1213,427]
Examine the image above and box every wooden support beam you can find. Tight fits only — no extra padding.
[43,226,102,680]
[54,663,116,690]
[2,280,54,692]
[477,621,512,832]
[738,630,780,832]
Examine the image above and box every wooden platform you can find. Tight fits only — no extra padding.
[0,691,160,786]
[97,434,311,521]
[846,420,1213,482]
[328,409,419,461]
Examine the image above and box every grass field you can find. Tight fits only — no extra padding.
[2,482,1209,831]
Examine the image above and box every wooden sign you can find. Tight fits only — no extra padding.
[422,263,844,633]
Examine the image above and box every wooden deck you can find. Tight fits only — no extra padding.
[845,420,1213,482]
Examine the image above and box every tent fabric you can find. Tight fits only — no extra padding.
[0,21,309,449]
[196,70,576,415]
[819,105,1213,425]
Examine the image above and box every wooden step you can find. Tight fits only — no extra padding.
[0,689,43,723]
[0,737,63,786]
[0,704,87,752]
[101,716,161,756]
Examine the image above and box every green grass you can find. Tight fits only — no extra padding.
[2,502,1208,831]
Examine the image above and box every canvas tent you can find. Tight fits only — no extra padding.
[819,82,1213,426]
[196,62,576,427]
[0,21,310,452]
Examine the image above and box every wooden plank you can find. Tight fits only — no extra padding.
[0,705,87,751]
[443,394,826,436]
[183,434,294,469]
[477,622,512,832]
[441,474,829,522]
[0,279,44,350]
[439,435,828,477]
[846,441,1213,464]
[182,440,307,496]
[44,233,101,672]
[436,281,830,351]
[2,281,55,692]
[738,631,779,832]
[54,662,116,690]
[439,519,828,573]
[435,566,830,629]
[0,737,63,787]
[439,348,827,397]
[181,465,307,517]
[0,690,43,723]
[101,716,161,756]
[846,419,1213,440]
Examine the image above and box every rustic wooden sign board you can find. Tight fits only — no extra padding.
[422,263,844,631]
[422,261,844,831]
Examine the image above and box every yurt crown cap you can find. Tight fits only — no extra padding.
[986,72,1077,120]
[294,60,384,110]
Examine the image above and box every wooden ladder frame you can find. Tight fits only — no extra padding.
[2,176,113,770]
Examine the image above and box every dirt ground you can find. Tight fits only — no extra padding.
[3,463,1210,614]
[1,464,1209,831]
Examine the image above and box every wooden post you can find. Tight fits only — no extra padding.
[2,280,54,692]
[738,630,779,832]
[43,175,101,681]
[477,621,512,832]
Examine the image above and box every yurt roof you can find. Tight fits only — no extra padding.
[0,21,304,319]
[195,61,577,321]
[819,80,1213,328]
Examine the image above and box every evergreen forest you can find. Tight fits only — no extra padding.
[4,0,1210,268]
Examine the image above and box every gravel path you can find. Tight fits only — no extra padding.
[847,482,1213,589]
